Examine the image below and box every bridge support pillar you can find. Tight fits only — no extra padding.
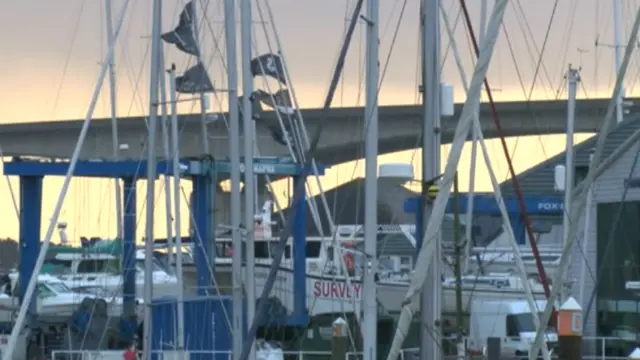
[18,175,43,323]
[192,173,214,295]
[292,174,308,321]
[122,178,137,319]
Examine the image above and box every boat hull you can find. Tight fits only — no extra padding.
[183,264,548,315]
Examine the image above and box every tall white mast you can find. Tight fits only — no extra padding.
[159,38,175,270]
[143,0,162,357]
[614,0,624,123]
[578,150,594,305]
[563,66,579,253]
[105,0,123,240]
[240,0,256,359]
[363,0,379,359]
[420,0,442,359]
[223,0,243,359]
[168,65,186,356]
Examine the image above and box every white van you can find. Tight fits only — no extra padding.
[469,299,558,358]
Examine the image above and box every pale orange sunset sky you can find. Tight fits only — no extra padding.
[0,0,637,241]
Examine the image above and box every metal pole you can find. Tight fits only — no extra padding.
[105,0,123,240]
[159,37,174,270]
[563,67,579,254]
[192,0,211,153]
[420,0,441,359]
[614,0,624,124]
[168,64,186,355]
[578,150,594,305]
[1,1,133,359]
[465,0,488,274]
[240,0,256,359]
[239,2,364,358]
[143,0,162,358]
[453,173,464,355]
[364,0,379,359]
[224,0,243,358]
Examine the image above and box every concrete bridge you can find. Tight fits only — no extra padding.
[0,98,620,166]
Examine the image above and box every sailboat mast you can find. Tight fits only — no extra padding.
[223,0,243,358]
[240,0,256,359]
[452,173,463,351]
[168,65,186,354]
[419,0,442,359]
[105,0,123,240]
[143,0,162,356]
[614,0,624,123]
[562,66,579,254]
[363,0,379,359]
[159,42,175,271]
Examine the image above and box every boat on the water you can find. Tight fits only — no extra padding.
[41,236,178,299]
[0,273,142,322]
[167,210,552,316]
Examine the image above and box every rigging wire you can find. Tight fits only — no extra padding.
[457,0,553,302]
[513,0,557,97]
[499,23,550,162]
[552,0,578,92]
[50,0,88,118]
[498,0,569,180]
[240,0,419,356]
[523,0,560,101]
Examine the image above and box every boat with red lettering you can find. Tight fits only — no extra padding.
[159,212,552,316]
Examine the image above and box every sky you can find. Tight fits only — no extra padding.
[0,0,637,241]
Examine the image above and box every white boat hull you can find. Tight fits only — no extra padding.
[58,271,179,299]
[0,294,141,322]
[212,264,547,316]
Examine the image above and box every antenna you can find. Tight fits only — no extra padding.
[577,48,589,69]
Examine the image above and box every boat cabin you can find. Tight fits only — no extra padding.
[0,273,74,299]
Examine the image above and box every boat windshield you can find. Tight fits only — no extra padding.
[136,259,164,272]
[45,281,73,294]
[37,283,59,298]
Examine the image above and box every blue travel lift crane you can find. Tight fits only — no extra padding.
[404,194,564,247]
[5,156,325,358]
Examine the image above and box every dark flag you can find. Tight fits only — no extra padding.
[161,1,199,56]
[258,89,292,109]
[238,90,266,121]
[250,54,287,84]
[175,63,214,94]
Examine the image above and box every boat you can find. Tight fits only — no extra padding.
[40,236,178,299]
[0,273,143,322]
[149,206,551,316]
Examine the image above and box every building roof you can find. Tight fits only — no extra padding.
[500,114,640,197]
[275,113,640,251]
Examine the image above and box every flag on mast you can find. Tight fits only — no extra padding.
[175,63,214,93]
[250,54,287,84]
[161,1,199,56]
